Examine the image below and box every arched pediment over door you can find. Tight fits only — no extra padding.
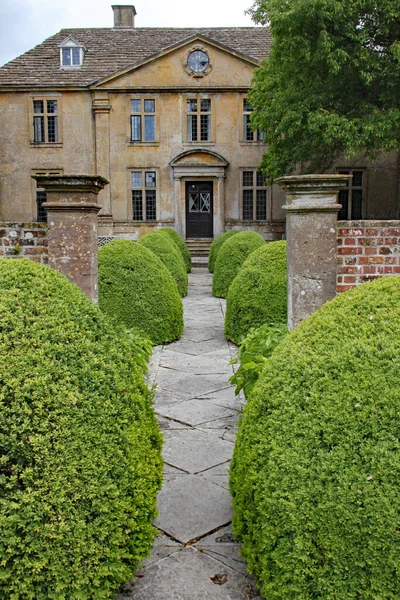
[170,149,229,239]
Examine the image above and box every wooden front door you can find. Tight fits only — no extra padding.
[185,181,213,238]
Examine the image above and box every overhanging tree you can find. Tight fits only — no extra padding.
[248,0,400,180]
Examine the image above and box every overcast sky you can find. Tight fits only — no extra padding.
[0,0,256,67]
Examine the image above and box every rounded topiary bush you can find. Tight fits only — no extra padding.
[98,240,183,345]
[212,231,265,298]
[156,227,192,273]
[208,229,240,273]
[230,276,400,600]
[0,259,163,600]
[224,240,287,344]
[138,231,188,297]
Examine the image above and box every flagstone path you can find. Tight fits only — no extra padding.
[118,267,262,600]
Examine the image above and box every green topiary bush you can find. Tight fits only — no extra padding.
[98,240,183,345]
[208,230,240,273]
[224,241,287,344]
[230,276,400,600]
[138,231,188,297]
[212,231,265,298]
[0,258,163,600]
[156,227,192,273]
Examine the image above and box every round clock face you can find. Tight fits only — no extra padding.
[187,50,209,73]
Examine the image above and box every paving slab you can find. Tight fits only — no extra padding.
[159,398,235,427]
[163,428,233,473]
[155,475,232,542]
[162,373,231,397]
[200,461,231,490]
[197,385,244,411]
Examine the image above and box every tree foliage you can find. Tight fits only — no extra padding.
[248,0,400,179]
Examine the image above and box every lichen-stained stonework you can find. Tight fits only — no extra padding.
[0,6,398,239]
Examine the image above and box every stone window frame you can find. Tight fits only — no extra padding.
[31,168,63,222]
[129,168,159,222]
[240,168,270,222]
[127,95,159,146]
[29,94,63,147]
[240,97,265,144]
[337,168,366,220]
[183,95,215,145]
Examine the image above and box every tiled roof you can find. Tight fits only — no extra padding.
[0,27,272,88]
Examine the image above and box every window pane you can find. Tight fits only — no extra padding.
[244,115,253,141]
[351,190,363,219]
[353,171,363,187]
[132,190,143,220]
[256,190,267,220]
[33,100,44,114]
[47,116,58,143]
[47,100,58,114]
[144,99,155,113]
[187,114,197,141]
[146,190,156,221]
[131,172,142,188]
[256,171,266,187]
[131,115,141,141]
[243,190,253,220]
[338,170,350,187]
[62,48,71,65]
[257,130,265,142]
[200,99,211,112]
[243,98,253,112]
[130,99,141,113]
[338,190,349,220]
[71,48,81,65]
[243,171,253,187]
[187,99,197,112]
[144,115,155,141]
[145,171,156,187]
[36,190,47,222]
[200,114,211,141]
[33,116,44,142]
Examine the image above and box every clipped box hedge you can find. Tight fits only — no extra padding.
[0,259,163,600]
[230,276,400,600]
[212,231,265,298]
[156,227,192,273]
[98,239,183,345]
[208,230,240,273]
[224,240,287,344]
[138,231,188,297]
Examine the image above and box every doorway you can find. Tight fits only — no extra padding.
[185,181,213,238]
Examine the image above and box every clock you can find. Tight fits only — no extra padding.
[187,50,210,74]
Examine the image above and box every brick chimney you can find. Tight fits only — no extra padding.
[112,5,136,28]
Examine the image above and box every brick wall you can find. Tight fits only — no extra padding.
[0,223,48,263]
[337,220,400,293]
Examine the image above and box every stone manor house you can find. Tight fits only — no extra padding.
[0,5,399,242]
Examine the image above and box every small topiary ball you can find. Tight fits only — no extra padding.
[156,227,192,273]
[212,231,265,298]
[0,258,163,600]
[98,239,183,344]
[138,231,188,297]
[224,240,287,344]
[208,230,240,273]
[230,276,400,600]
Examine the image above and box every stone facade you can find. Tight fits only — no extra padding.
[0,5,398,241]
[337,221,400,293]
[0,223,48,263]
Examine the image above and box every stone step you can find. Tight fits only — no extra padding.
[185,238,213,258]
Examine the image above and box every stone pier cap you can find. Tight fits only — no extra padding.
[32,174,109,208]
[276,174,352,212]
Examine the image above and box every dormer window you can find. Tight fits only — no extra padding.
[58,36,85,68]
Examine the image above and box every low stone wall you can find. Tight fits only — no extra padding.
[0,223,48,263]
[337,220,400,293]
[225,221,285,241]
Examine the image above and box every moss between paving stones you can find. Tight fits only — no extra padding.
[212,231,265,298]
[98,239,183,345]
[224,241,287,344]
[156,227,192,273]
[230,275,400,600]
[208,230,240,273]
[138,231,188,297]
[0,258,163,600]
